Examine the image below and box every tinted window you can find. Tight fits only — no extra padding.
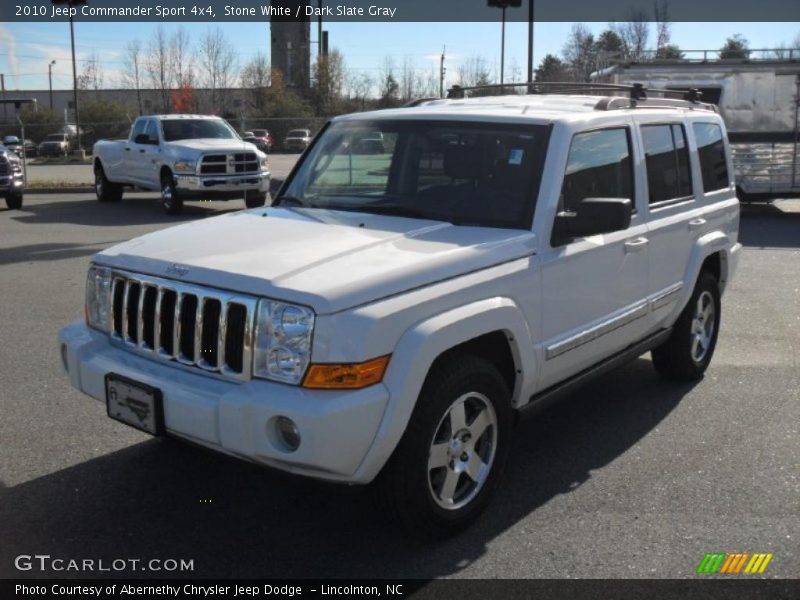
[161,119,237,142]
[693,123,729,193]
[641,124,692,203]
[561,128,633,212]
[281,120,550,229]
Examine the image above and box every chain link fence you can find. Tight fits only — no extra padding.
[2,116,330,157]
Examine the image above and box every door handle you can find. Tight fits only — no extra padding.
[624,237,649,253]
[688,218,707,231]
[139,149,145,153]
[124,147,131,152]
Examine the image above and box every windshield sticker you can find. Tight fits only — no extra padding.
[509,149,524,165]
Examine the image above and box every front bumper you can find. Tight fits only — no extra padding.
[58,321,389,483]
[175,170,270,200]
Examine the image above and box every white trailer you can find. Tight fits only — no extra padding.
[605,54,800,200]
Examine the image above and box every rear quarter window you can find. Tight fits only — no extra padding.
[692,122,730,193]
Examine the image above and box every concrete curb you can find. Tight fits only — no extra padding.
[28,186,94,194]
[26,179,285,196]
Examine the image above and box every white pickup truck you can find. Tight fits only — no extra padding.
[93,114,270,214]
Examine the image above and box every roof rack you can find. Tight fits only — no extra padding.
[445,81,717,111]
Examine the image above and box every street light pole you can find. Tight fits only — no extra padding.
[69,12,81,151]
[48,60,56,110]
[500,5,506,93]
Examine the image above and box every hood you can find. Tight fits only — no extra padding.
[168,138,260,153]
[95,208,536,314]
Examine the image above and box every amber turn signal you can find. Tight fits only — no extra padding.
[302,355,391,389]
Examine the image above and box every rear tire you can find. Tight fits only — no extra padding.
[244,190,268,209]
[161,171,183,215]
[377,354,513,539]
[5,191,23,210]
[95,164,123,203]
[652,271,721,381]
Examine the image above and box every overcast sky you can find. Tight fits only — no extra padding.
[0,21,798,91]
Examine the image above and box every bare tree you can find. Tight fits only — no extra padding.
[346,71,374,111]
[311,50,346,116]
[456,56,493,88]
[654,0,672,55]
[612,13,650,62]
[198,27,239,114]
[145,26,171,112]
[119,40,144,114]
[563,23,596,82]
[241,52,271,113]
[169,27,193,88]
[77,50,103,93]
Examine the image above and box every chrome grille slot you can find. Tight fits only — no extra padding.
[125,282,141,343]
[108,270,256,381]
[178,295,198,363]
[0,156,9,176]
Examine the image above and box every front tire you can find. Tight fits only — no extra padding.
[95,165,123,203]
[160,171,183,215]
[245,190,268,209]
[5,191,23,210]
[378,354,513,539]
[652,271,721,381]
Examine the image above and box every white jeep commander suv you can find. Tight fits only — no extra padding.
[59,85,741,538]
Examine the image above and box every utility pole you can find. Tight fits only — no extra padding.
[317,0,323,58]
[500,5,506,93]
[69,11,81,151]
[1,74,6,123]
[48,60,56,110]
[439,45,446,98]
[527,0,534,89]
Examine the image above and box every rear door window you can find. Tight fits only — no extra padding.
[692,123,730,193]
[641,124,692,203]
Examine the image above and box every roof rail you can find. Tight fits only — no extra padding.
[445,81,715,111]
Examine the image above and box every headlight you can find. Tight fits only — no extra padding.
[253,300,314,384]
[259,155,269,169]
[173,158,196,174]
[85,265,112,332]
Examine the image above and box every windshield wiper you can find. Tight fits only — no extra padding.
[339,204,451,223]
[274,196,309,207]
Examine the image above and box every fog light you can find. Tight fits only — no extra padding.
[275,416,300,452]
[60,344,69,373]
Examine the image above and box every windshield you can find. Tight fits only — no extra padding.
[161,119,237,142]
[45,134,65,141]
[278,120,549,229]
[287,130,309,137]
[252,129,268,137]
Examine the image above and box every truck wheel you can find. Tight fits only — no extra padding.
[95,165,122,203]
[378,354,512,539]
[652,272,721,381]
[5,191,23,210]
[160,171,183,215]
[244,191,267,208]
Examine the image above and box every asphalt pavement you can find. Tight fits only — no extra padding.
[0,195,798,579]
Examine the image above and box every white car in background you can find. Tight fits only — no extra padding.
[93,114,270,214]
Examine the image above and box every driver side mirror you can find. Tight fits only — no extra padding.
[552,198,632,246]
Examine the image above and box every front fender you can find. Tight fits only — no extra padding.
[352,296,536,483]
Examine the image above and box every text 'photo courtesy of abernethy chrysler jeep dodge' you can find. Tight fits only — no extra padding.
[59,85,741,538]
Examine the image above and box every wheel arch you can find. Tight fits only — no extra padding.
[353,297,536,483]
[680,232,733,313]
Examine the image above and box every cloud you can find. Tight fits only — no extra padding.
[0,24,19,80]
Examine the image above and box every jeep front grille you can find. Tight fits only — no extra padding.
[0,156,9,176]
[199,152,259,175]
[109,271,256,381]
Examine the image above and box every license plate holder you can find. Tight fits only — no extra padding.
[105,373,164,435]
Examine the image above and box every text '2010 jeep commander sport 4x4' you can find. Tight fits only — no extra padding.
[60,85,741,538]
